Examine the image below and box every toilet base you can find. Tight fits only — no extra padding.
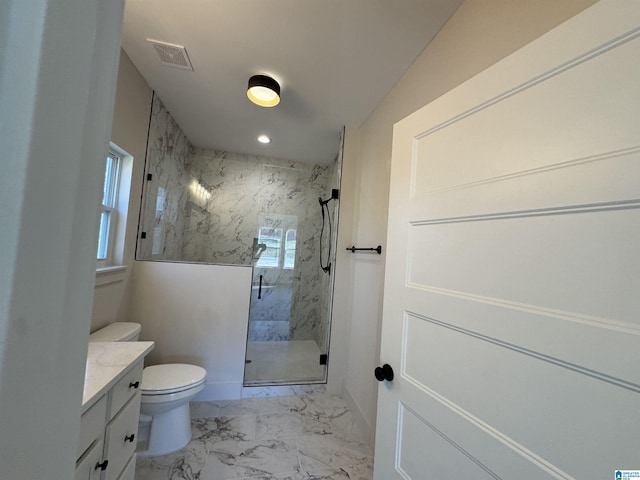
[137,402,192,456]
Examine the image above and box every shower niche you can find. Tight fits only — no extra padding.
[137,94,342,386]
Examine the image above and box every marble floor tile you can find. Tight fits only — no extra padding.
[295,462,374,480]
[135,441,207,480]
[288,395,365,442]
[297,433,373,472]
[201,437,299,479]
[217,396,291,417]
[135,394,373,480]
[326,409,362,443]
[295,468,351,480]
[231,473,306,480]
[338,461,375,480]
[192,415,257,446]
[288,395,349,418]
[256,411,331,440]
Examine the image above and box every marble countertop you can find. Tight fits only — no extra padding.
[83,341,154,412]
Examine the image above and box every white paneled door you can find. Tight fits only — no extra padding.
[374,2,640,479]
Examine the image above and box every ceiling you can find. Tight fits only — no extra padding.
[121,0,463,164]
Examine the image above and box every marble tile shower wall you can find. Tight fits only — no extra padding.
[186,148,334,345]
[138,95,340,350]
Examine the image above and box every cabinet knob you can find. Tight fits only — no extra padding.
[95,460,109,471]
[124,433,135,443]
[129,381,140,389]
[374,364,394,382]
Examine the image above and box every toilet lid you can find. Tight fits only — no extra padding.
[141,364,207,395]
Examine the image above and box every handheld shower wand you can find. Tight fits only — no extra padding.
[319,189,339,274]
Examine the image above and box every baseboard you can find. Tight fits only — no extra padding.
[342,383,375,450]
[194,381,243,401]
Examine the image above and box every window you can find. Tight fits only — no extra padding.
[255,227,297,269]
[96,148,121,266]
[256,227,282,268]
[284,229,296,270]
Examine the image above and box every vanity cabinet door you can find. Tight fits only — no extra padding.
[103,392,141,480]
[77,395,107,459]
[75,439,104,480]
[109,362,143,418]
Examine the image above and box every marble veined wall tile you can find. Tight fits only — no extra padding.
[185,148,337,348]
[137,94,192,260]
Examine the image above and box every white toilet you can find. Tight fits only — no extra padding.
[89,322,207,456]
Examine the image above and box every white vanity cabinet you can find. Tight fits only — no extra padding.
[77,342,153,480]
[75,438,104,480]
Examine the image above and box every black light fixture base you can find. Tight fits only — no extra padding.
[247,74,281,107]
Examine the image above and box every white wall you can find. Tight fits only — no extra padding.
[338,0,598,448]
[128,262,253,399]
[0,0,125,477]
[91,50,153,332]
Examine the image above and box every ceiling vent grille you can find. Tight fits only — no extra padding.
[147,39,193,71]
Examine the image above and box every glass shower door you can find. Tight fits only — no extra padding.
[244,213,327,385]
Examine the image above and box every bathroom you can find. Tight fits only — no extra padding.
[1,1,612,479]
[86,23,354,473]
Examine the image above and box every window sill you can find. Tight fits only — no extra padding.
[95,265,128,286]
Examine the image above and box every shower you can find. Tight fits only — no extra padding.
[136,95,344,387]
[243,182,341,385]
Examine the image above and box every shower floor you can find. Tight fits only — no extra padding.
[244,340,326,385]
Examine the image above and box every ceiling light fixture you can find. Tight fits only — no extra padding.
[257,134,271,144]
[247,75,280,107]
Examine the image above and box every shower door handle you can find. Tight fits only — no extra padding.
[258,275,263,299]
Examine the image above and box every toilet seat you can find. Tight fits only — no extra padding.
[141,364,207,396]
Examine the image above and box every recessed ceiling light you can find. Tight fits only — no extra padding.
[247,75,280,107]
[257,135,271,144]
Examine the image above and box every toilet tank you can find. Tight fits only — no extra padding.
[89,322,141,342]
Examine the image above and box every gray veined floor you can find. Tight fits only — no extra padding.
[135,393,374,480]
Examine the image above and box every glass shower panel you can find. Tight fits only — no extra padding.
[244,213,328,385]
[243,148,343,386]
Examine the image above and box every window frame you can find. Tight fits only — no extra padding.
[96,144,129,269]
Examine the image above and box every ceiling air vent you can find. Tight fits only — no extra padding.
[147,39,193,71]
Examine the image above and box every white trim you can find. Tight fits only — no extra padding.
[342,381,375,450]
[95,265,127,286]
[96,142,133,269]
